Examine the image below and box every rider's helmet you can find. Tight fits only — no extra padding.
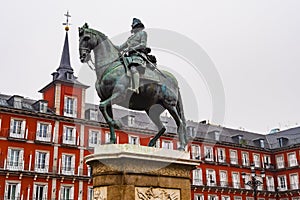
[131,18,145,30]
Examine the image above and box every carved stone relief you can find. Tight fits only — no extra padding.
[135,187,180,200]
[93,187,107,200]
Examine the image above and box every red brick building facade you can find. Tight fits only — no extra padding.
[0,28,299,200]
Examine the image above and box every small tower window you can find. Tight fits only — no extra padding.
[128,115,135,126]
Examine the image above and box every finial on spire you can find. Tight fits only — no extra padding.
[63,11,71,31]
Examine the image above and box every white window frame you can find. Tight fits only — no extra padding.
[193,168,203,186]
[204,146,214,161]
[128,135,140,145]
[234,196,242,200]
[5,181,21,200]
[230,150,238,165]
[64,96,77,117]
[162,140,173,150]
[89,109,98,121]
[10,118,26,138]
[263,155,271,168]
[276,154,285,169]
[222,196,230,200]
[217,148,226,163]
[194,194,204,200]
[105,132,111,144]
[206,169,216,186]
[290,173,299,190]
[187,126,196,138]
[278,175,287,191]
[128,115,135,126]
[36,121,52,142]
[208,195,218,200]
[266,176,275,191]
[253,153,261,167]
[33,182,48,200]
[7,148,24,170]
[242,151,249,166]
[244,173,251,189]
[88,186,94,200]
[88,129,100,147]
[288,152,298,167]
[220,170,228,187]
[232,172,240,188]
[61,154,75,175]
[35,150,50,173]
[60,185,74,200]
[62,125,76,145]
[191,145,201,160]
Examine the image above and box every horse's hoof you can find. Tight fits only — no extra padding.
[112,120,122,129]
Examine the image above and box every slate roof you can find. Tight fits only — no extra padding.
[1,92,299,150]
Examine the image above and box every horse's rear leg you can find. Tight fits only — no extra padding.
[165,105,187,151]
[146,105,166,147]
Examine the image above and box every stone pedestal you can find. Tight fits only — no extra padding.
[85,144,199,200]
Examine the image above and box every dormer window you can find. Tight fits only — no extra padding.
[260,139,265,148]
[8,95,23,109]
[215,131,221,141]
[40,101,48,113]
[278,138,283,147]
[66,72,73,80]
[187,126,196,138]
[64,96,77,117]
[128,115,135,126]
[90,110,98,121]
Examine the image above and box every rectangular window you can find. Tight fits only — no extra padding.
[220,170,228,187]
[217,148,226,163]
[193,169,203,185]
[234,196,242,200]
[266,176,275,191]
[257,176,263,190]
[88,187,94,200]
[36,122,51,142]
[129,135,139,145]
[35,151,49,172]
[63,126,76,145]
[60,185,74,200]
[222,196,230,200]
[162,140,173,150]
[33,183,48,200]
[62,154,75,175]
[204,146,214,161]
[89,110,98,121]
[288,153,298,167]
[264,155,271,168]
[10,118,26,138]
[232,172,240,188]
[194,194,204,200]
[128,115,135,126]
[278,175,287,191]
[276,155,284,169]
[208,195,218,200]
[230,150,238,165]
[7,148,24,170]
[105,132,111,144]
[5,181,21,200]
[89,130,100,147]
[191,145,201,160]
[206,169,216,186]
[244,173,251,189]
[253,153,260,167]
[64,96,77,117]
[290,174,299,190]
[242,152,249,166]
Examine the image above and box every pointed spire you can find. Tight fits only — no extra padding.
[57,32,73,71]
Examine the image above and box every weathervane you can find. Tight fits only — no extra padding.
[63,11,71,31]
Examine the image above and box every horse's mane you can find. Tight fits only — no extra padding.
[86,28,108,40]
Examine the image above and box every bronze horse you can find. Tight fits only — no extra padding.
[78,24,188,150]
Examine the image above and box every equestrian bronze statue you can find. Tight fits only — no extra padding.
[78,22,188,150]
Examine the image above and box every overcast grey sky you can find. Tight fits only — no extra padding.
[0,0,299,134]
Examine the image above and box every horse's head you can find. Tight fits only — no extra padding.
[78,23,101,63]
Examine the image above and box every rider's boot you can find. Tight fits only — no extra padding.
[132,71,140,94]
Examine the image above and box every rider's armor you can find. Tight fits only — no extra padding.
[118,18,150,94]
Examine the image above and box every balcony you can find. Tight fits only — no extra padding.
[8,129,26,141]
[6,161,24,171]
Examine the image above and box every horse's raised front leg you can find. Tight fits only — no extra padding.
[99,92,122,144]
